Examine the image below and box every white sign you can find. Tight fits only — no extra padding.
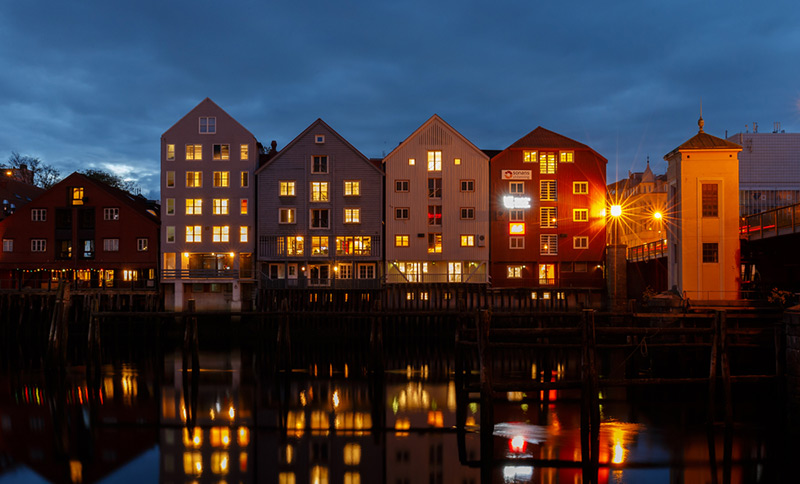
[503,196,531,209]
[501,170,532,180]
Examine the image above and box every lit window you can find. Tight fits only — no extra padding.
[31,239,46,252]
[507,265,523,278]
[210,451,229,475]
[523,151,537,162]
[428,178,442,198]
[540,180,557,201]
[186,171,202,188]
[540,207,557,228]
[573,209,589,222]
[408,158,415,166]
[279,208,296,224]
[240,226,248,242]
[103,238,119,252]
[213,171,229,188]
[702,242,719,263]
[310,209,329,229]
[560,151,574,162]
[199,116,215,133]
[460,180,474,192]
[427,233,442,253]
[702,184,719,217]
[31,208,47,221]
[344,208,360,224]
[539,152,556,174]
[240,144,249,160]
[344,181,360,196]
[509,223,525,235]
[338,263,353,279]
[240,199,248,215]
[72,187,84,205]
[137,238,148,251]
[539,263,556,284]
[213,226,230,242]
[395,207,409,220]
[427,151,442,171]
[540,234,558,255]
[186,144,202,160]
[123,270,138,282]
[395,235,409,247]
[312,155,328,173]
[428,205,442,225]
[509,209,523,221]
[460,235,475,247]
[510,181,524,194]
[510,236,524,249]
[310,182,329,202]
[311,236,329,256]
[454,158,461,165]
[280,181,295,196]
[186,199,202,215]
[166,171,175,187]
[573,181,589,194]
[460,207,474,220]
[213,199,229,215]
[279,472,296,484]
[287,236,304,256]
[165,144,175,161]
[2,239,12,252]
[395,180,409,192]
[213,144,230,160]
[574,236,588,249]
[335,236,371,255]
[241,171,249,188]
[343,443,361,466]
[186,226,202,243]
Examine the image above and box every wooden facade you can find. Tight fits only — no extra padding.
[384,115,490,284]
[0,172,159,289]
[160,98,259,311]
[255,119,384,289]
[489,127,607,289]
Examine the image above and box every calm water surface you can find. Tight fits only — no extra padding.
[0,316,792,483]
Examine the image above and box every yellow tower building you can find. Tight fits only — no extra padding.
[665,117,742,300]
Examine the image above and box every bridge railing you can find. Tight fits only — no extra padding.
[741,202,800,240]
[627,239,667,262]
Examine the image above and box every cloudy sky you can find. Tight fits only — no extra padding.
[1,0,798,198]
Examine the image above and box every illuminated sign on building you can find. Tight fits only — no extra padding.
[502,170,532,180]
[509,223,526,235]
[503,196,531,209]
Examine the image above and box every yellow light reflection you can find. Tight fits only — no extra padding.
[228,406,235,420]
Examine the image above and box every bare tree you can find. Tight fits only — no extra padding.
[2,152,62,188]
[80,168,141,195]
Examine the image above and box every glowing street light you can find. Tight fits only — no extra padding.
[653,211,662,220]
[610,204,622,218]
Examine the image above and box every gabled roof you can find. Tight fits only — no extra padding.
[665,118,742,159]
[161,97,256,140]
[383,114,489,163]
[55,172,159,223]
[503,126,606,161]
[255,119,382,175]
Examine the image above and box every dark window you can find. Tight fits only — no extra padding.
[428,178,442,198]
[702,184,718,217]
[79,208,95,229]
[702,243,719,263]
[55,209,72,230]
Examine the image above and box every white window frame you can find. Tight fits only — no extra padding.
[510,236,524,249]
[31,239,46,252]
[3,239,13,252]
[311,155,329,174]
[574,236,589,249]
[103,207,119,221]
[103,238,120,252]
[540,234,558,255]
[279,208,296,224]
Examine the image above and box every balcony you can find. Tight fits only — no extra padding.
[161,269,239,280]
[260,276,381,290]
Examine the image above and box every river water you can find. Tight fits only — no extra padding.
[0,315,792,483]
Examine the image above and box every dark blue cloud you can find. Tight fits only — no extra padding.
[1,0,798,197]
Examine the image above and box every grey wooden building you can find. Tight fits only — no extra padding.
[255,119,384,289]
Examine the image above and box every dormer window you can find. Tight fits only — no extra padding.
[199,117,216,134]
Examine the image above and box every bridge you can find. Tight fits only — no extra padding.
[740,201,800,240]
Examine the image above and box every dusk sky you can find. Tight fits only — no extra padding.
[1,0,798,198]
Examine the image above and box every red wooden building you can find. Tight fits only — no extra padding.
[490,127,607,289]
[0,172,159,289]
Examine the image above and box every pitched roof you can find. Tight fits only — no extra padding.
[255,118,382,175]
[383,114,489,163]
[665,118,742,159]
[501,126,606,162]
[161,97,256,140]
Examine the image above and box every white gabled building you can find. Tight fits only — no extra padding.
[383,115,489,284]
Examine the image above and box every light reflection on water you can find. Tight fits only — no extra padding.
[0,338,789,483]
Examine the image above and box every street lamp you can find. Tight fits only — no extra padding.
[610,204,622,246]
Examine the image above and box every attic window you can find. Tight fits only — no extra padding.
[199,117,216,134]
[315,135,325,144]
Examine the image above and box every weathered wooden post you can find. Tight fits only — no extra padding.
[477,308,493,483]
